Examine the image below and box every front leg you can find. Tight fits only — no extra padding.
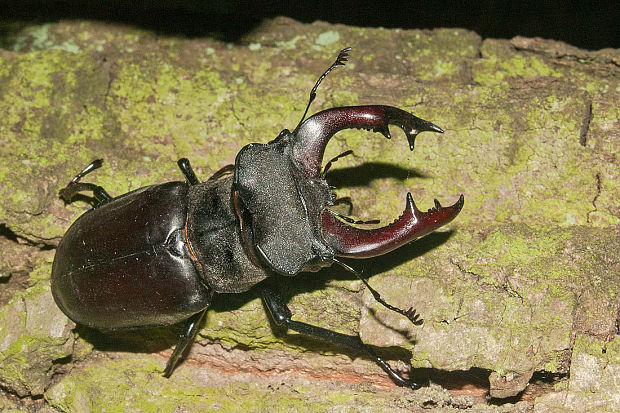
[59,159,112,206]
[261,286,421,389]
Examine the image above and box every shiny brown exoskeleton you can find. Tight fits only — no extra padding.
[51,48,463,389]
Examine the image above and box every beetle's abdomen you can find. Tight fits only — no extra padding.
[51,182,211,331]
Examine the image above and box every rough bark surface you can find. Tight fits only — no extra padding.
[0,17,618,412]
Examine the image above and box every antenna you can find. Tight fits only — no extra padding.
[333,258,423,325]
[295,47,352,132]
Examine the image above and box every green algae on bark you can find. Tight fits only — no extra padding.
[44,358,429,413]
[0,16,618,411]
[0,282,75,397]
[534,334,620,412]
[359,224,618,398]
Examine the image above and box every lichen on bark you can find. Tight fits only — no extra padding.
[0,16,618,412]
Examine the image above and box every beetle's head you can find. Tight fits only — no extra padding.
[233,106,463,276]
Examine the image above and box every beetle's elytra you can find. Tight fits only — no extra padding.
[51,48,464,389]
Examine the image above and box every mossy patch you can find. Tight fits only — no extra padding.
[535,334,620,412]
[45,358,415,412]
[0,17,618,409]
[0,282,74,396]
[360,223,617,383]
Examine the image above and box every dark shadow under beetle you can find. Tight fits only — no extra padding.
[325,162,428,189]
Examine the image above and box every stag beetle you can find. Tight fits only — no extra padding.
[51,48,464,389]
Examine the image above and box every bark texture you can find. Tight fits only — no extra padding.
[0,17,618,412]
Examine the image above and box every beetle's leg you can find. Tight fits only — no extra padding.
[207,164,234,182]
[59,159,112,205]
[328,210,380,226]
[178,159,233,185]
[261,286,421,389]
[177,158,200,185]
[330,196,380,225]
[163,307,209,377]
[326,152,381,224]
[322,149,353,176]
[331,196,353,215]
[59,183,112,205]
